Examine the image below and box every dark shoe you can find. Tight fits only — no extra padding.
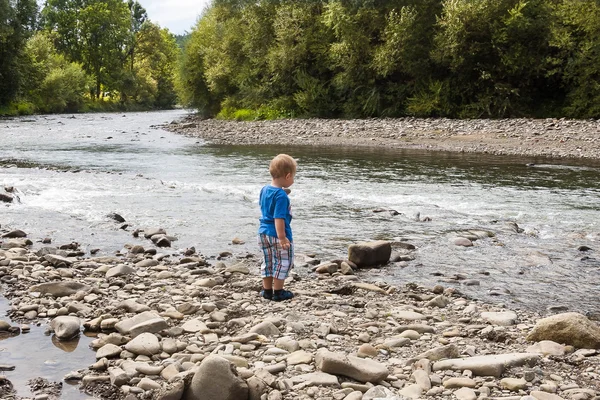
[260,289,273,300]
[273,290,294,302]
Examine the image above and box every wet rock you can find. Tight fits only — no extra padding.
[0,193,13,203]
[107,213,126,223]
[347,241,391,268]
[183,355,248,400]
[454,238,473,247]
[527,312,600,349]
[1,230,26,238]
[144,228,166,238]
[50,316,81,340]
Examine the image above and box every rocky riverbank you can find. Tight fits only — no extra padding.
[165,116,600,160]
[1,225,599,400]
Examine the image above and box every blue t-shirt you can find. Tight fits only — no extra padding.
[258,185,293,241]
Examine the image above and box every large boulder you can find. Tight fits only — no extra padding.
[348,241,391,268]
[183,355,248,400]
[526,312,600,349]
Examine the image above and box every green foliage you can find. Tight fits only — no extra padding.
[22,32,89,113]
[175,0,600,119]
[0,0,37,107]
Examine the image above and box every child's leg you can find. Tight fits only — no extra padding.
[262,277,273,290]
[272,241,294,301]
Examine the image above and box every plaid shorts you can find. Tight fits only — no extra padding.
[258,234,294,280]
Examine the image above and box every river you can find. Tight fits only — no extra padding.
[1,110,599,397]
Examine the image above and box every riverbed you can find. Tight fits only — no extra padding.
[1,110,600,398]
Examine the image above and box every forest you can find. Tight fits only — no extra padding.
[1,0,180,115]
[3,0,600,119]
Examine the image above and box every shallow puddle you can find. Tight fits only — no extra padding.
[0,296,96,399]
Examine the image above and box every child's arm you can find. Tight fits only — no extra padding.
[274,218,290,249]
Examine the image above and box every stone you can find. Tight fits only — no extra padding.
[399,383,423,399]
[286,350,313,365]
[415,344,460,361]
[181,318,209,333]
[29,281,90,297]
[526,313,600,349]
[44,254,73,267]
[290,372,339,387]
[2,230,26,238]
[347,241,391,268]
[454,387,477,400]
[106,264,136,278]
[117,299,151,313]
[124,333,161,356]
[315,349,389,383]
[108,367,129,387]
[157,379,185,400]
[114,311,168,337]
[183,355,248,400]
[526,340,567,356]
[249,321,280,337]
[443,378,476,388]
[481,311,519,326]
[432,353,540,377]
[96,343,122,359]
[50,316,81,340]
[454,238,473,247]
[530,392,565,400]
[500,377,528,391]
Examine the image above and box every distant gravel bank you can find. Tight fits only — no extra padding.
[166,116,600,160]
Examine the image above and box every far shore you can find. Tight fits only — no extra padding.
[166,115,600,161]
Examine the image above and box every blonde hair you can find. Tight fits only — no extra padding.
[269,154,297,178]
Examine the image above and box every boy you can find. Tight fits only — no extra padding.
[258,154,297,301]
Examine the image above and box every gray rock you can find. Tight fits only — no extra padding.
[50,316,81,340]
[106,264,136,278]
[124,332,161,356]
[432,353,540,377]
[526,312,600,349]
[183,355,248,400]
[157,379,185,400]
[44,254,73,267]
[481,311,518,326]
[348,241,391,268]
[115,311,168,337]
[29,281,90,297]
[249,321,280,337]
[2,230,26,238]
[117,299,151,313]
[96,343,122,359]
[290,372,339,387]
[315,349,389,383]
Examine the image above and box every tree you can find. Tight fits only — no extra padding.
[22,32,89,112]
[0,0,37,106]
[42,0,130,99]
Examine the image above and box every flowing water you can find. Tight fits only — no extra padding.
[1,110,599,398]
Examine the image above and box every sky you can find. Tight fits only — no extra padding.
[137,0,211,35]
